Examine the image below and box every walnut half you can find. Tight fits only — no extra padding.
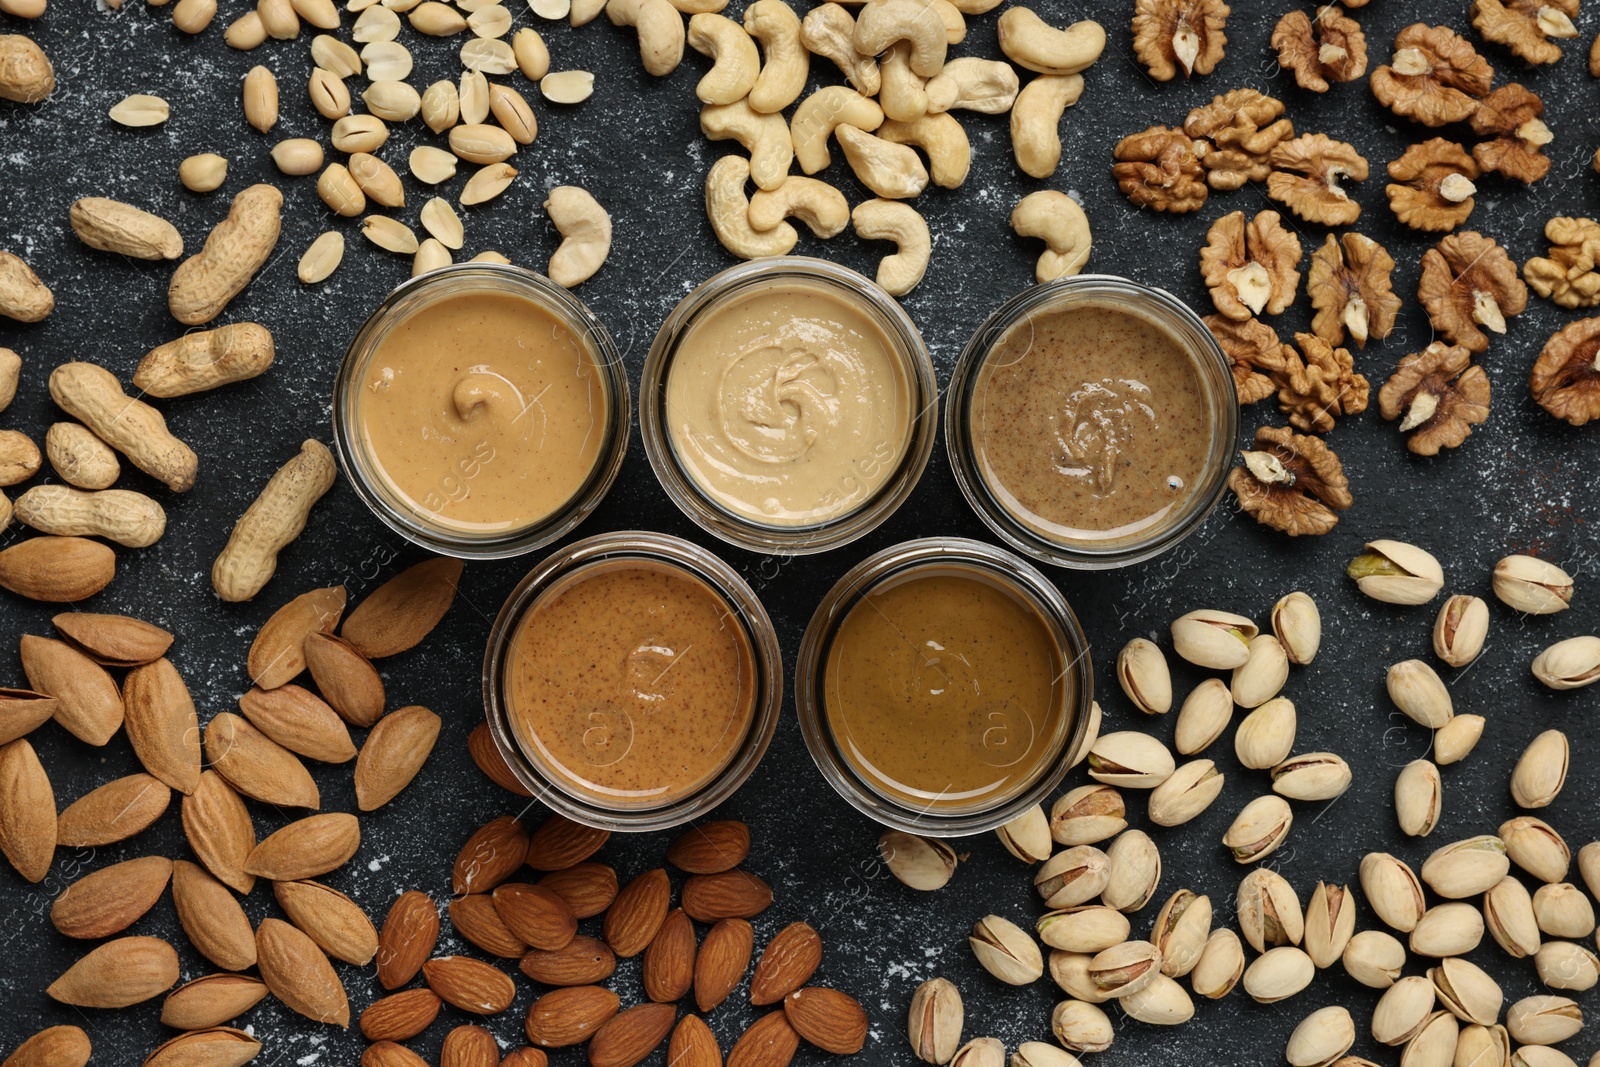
[1370,24,1494,127]
[1183,88,1294,190]
[1200,210,1302,320]
[1418,230,1528,353]
[1530,317,1600,426]
[1132,0,1230,81]
[1471,0,1578,65]
[1204,314,1287,404]
[1229,424,1352,536]
[1378,342,1491,455]
[1524,216,1600,309]
[1112,126,1209,213]
[1308,232,1400,348]
[1385,138,1479,232]
[1273,332,1370,433]
[1272,6,1368,92]
[1266,133,1367,226]
[1470,84,1552,183]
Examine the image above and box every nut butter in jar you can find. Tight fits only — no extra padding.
[795,538,1092,836]
[641,258,937,554]
[946,276,1240,569]
[483,532,783,831]
[333,264,630,558]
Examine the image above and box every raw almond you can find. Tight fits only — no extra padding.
[454,814,528,894]
[4,1026,91,1067]
[275,879,378,964]
[668,820,750,874]
[525,813,609,871]
[682,869,772,923]
[171,860,258,971]
[422,955,516,1014]
[783,987,867,1054]
[238,684,356,763]
[255,917,350,1027]
[0,738,52,883]
[52,611,173,666]
[341,556,463,657]
[450,893,527,958]
[47,936,179,1008]
[377,890,439,989]
[727,1011,799,1067]
[144,1027,261,1067]
[206,711,320,809]
[57,771,168,848]
[20,633,123,745]
[160,974,270,1030]
[750,922,821,1006]
[354,704,441,810]
[0,688,55,746]
[467,722,531,796]
[493,882,576,950]
[363,1042,428,1067]
[50,855,172,939]
[441,1025,499,1067]
[643,907,696,1003]
[360,988,442,1041]
[502,1045,550,1066]
[589,1002,676,1067]
[0,536,116,602]
[669,1015,721,1067]
[303,632,385,726]
[604,868,670,957]
[245,812,360,880]
[122,658,202,794]
[524,985,620,1046]
[519,934,616,986]
[181,771,256,894]
[249,585,346,689]
[539,861,617,917]
[695,918,753,1012]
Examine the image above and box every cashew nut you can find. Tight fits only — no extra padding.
[606,0,685,76]
[997,9,1105,75]
[878,41,928,122]
[836,123,929,199]
[1010,190,1092,283]
[852,199,931,296]
[932,0,964,43]
[14,486,167,549]
[791,86,884,173]
[879,113,970,187]
[49,362,199,493]
[701,100,794,190]
[925,56,1019,114]
[686,12,760,104]
[800,4,879,95]
[544,185,612,287]
[705,155,798,259]
[943,0,999,13]
[665,0,724,12]
[853,0,947,77]
[748,176,850,237]
[1009,73,1083,179]
[212,439,337,602]
[743,0,809,114]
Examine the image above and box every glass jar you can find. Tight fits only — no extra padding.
[641,257,937,555]
[946,275,1240,570]
[333,264,631,559]
[483,531,784,832]
[794,537,1092,837]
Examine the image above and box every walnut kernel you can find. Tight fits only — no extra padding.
[1229,424,1352,536]
[1272,6,1368,92]
[1111,125,1209,213]
[1471,0,1578,65]
[1183,88,1294,190]
[1418,231,1528,353]
[1200,210,1302,321]
[1378,342,1491,455]
[1205,314,1287,404]
[1370,24,1493,126]
[1470,84,1552,183]
[1524,216,1600,309]
[1385,138,1479,232]
[1308,232,1400,349]
[1265,133,1367,226]
[1530,317,1600,426]
[1273,332,1369,433]
[1132,0,1230,81]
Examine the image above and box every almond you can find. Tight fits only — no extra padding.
[172,860,257,971]
[668,821,750,874]
[682,869,772,923]
[122,658,202,794]
[500,1048,548,1067]
[450,893,528,958]
[519,934,617,987]
[274,879,378,964]
[0,687,55,746]
[694,918,753,1013]
[51,855,172,939]
[256,917,350,1026]
[603,868,670,958]
[160,974,269,1030]
[57,772,170,847]
[726,1011,799,1067]
[363,1041,429,1067]
[0,737,53,881]
[441,1024,499,1067]
[245,812,360,880]
[181,771,256,894]
[468,722,532,796]
[454,815,528,894]
[424,955,517,1015]
[52,611,173,667]
[377,890,440,989]
[749,923,821,1006]
[360,988,443,1041]
[525,814,609,871]
[493,882,577,951]
[302,632,385,727]
[783,987,867,1054]
[669,1015,722,1067]
[205,712,320,808]
[20,633,123,745]
[47,936,179,1008]
[0,536,115,602]
[237,684,356,763]
[249,585,346,689]
[3,1026,91,1067]
[354,704,441,810]
[644,907,696,1004]
[524,985,620,1047]
[341,556,463,658]
[589,1002,676,1067]
[539,862,618,918]
[144,1027,261,1067]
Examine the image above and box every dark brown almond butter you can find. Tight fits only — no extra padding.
[245,812,360,880]
[450,894,528,959]
[454,815,528,895]
[51,855,172,939]
[47,936,179,1008]
[588,1002,677,1067]
[237,684,356,763]
[643,907,696,1004]
[160,974,270,1030]
[4,1025,92,1067]
[20,634,123,745]
[363,1041,429,1067]
[0,688,56,745]
[0,536,115,602]
[441,1024,499,1067]
[205,712,319,809]
[52,611,173,667]
[500,1048,549,1067]
[668,821,750,874]
[171,860,256,972]
[248,585,346,690]
[682,869,773,923]
[523,985,620,1047]
[353,704,440,810]
[695,918,754,1013]
[468,722,532,797]
[143,1027,260,1067]
[669,1015,722,1067]
[726,1011,799,1067]
[274,880,378,965]
[360,988,443,1041]
[341,556,463,658]
[57,772,170,848]
[423,956,517,1015]
[377,890,440,990]
[524,814,609,871]
[0,737,53,882]
[492,882,576,951]
[181,771,256,895]
[603,868,670,958]
[519,935,617,987]
[122,658,202,794]
[256,918,350,1027]
[783,987,867,1055]
[302,632,384,727]
[750,923,821,1006]
[539,862,618,918]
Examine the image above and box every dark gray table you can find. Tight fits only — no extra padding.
[1,0,1598,1063]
